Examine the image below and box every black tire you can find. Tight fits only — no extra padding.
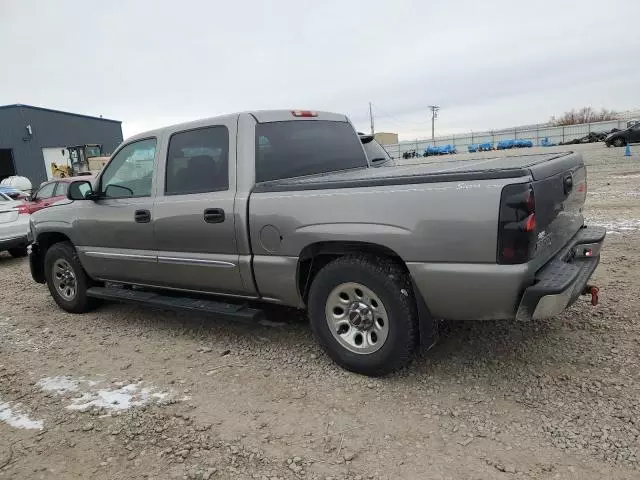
[44,241,99,313]
[7,247,27,258]
[308,255,419,376]
[613,137,626,147]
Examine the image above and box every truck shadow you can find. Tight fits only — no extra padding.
[0,253,25,265]
[406,306,607,381]
[89,299,592,379]
[413,318,559,371]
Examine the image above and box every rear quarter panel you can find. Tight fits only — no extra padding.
[249,176,530,306]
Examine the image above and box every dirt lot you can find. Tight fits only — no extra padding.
[1,143,639,480]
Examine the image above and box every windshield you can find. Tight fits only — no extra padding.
[85,145,102,158]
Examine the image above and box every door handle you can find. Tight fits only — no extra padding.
[134,209,151,223]
[203,208,225,224]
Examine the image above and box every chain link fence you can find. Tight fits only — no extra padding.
[382,110,640,159]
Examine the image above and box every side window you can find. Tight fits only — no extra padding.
[100,138,156,198]
[165,126,229,195]
[55,182,69,197]
[36,182,56,199]
[255,121,368,182]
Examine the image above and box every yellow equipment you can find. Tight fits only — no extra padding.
[50,162,74,178]
[65,144,110,176]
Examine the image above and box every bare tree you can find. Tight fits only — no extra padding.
[550,107,617,126]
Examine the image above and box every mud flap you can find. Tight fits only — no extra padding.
[28,243,46,284]
[411,279,438,350]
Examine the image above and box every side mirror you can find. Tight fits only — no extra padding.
[67,180,94,200]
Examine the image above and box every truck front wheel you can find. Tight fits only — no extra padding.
[308,255,418,376]
[44,241,99,313]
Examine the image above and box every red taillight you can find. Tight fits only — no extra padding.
[523,213,536,232]
[498,183,536,264]
[16,204,29,215]
[525,189,535,212]
[291,110,317,118]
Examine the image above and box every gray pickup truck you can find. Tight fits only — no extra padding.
[27,110,605,376]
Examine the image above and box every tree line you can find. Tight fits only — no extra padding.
[550,107,617,126]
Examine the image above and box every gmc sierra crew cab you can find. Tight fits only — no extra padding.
[27,110,605,376]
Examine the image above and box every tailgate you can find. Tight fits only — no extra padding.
[530,152,587,268]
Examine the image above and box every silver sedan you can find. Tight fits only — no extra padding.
[0,192,30,257]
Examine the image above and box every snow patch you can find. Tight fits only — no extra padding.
[37,376,98,394]
[68,383,169,412]
[611,173,640,179]
[0,399,43,430]
[37,376,172,412]
[585,217,640,234]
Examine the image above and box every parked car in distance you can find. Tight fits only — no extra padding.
[0,192,30,257]
[29,110,605,376]
[0,176,32,195]
[22,176,94,214]
[0,185,28,200]
[605,123,640,147]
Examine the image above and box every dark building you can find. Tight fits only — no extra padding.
[0,104,123,186]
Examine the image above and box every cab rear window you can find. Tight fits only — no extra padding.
[255,121,367,182]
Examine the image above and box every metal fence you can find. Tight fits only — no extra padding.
[382,111,640,159]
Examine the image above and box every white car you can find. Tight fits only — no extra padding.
[0,175,32,195]
[0,192,30,257]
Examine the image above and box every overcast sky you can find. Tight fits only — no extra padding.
[1,0,638,140]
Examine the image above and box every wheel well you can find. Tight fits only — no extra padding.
[297,241,408,303]
[29,232,72,284]
[37,232,72,255]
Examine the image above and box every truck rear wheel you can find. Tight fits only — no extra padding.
[44,241,99,313]
[308,255,418,376]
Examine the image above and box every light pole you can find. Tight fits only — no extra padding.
[428,105,440,142]
[369,102,374,136]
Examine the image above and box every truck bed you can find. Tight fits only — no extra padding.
[254,151,578,192]
[250,148,588,311]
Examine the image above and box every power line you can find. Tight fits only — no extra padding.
[369,104,406,127]
[369,103,427,131]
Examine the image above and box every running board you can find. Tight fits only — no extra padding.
[86,287,264,321]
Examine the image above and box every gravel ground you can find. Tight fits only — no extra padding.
[1,143,639,479]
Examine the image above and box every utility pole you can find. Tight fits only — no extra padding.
[369,102,374,136]
[428,105,440,141]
